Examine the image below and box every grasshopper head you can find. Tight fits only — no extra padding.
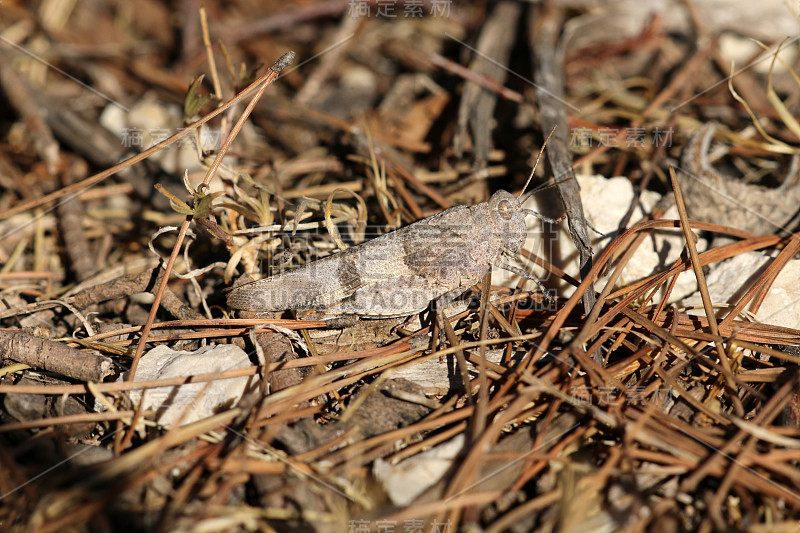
[487,190,527,254]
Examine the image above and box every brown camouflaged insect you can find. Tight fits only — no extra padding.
[226,188,561,320]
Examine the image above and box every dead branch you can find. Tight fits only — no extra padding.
[0,330,114,382]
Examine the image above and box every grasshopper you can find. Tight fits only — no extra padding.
[227,188,561,319]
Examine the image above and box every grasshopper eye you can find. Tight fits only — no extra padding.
[497,199,513,220]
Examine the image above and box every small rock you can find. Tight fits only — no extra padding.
[681,251,800,329]
[117,344,257,427]
[373,434,465,506]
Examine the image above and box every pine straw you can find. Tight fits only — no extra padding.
[1,3,800,533]
[3,174,800,530]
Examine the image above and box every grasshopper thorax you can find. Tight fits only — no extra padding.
[487,190,527,254]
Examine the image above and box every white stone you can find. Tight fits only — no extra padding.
[119,344,257,427]
[373,434,465,506]
[680,252,800,329]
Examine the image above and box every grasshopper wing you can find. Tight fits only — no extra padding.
[227,204,496,316]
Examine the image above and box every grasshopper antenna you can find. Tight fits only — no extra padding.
[518,124,557,199]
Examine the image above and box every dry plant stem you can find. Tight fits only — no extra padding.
[0,409,141,432]
[70,445,210,532]
[253,335,543,427]
[0,365,259,395]
[473,269,492,441]
[648,273,679,325]
[486,303,520,337]
[82,324,325,346]
[57,169,97,282]
[453,0,521,168]
[518,247,580,287]
[528,4,596,317]
[0,272,60,280]
[271,102,431,154]
[157,445,224,531]
[712,48,769,113]
[428,52,523,103]
[517,413,585,491]
[101,408,241,483]
[668,166,738,407]
[43,440,228,529]
[439,310,474,405]
[619,302,750,399]
[82,319,323,342]
[708,437,758,530]
[675,320,800,349]
[580,219,774,324]
[0,330,113,382]
[0,50,60,174]
[387,172,424,220]
[65,267,203,320]
[388,420,465,464]
[199,7,222,101]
